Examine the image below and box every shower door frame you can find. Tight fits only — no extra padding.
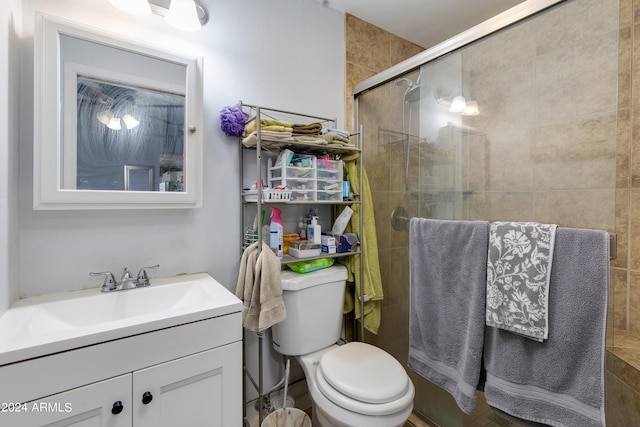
[352,0,565,98]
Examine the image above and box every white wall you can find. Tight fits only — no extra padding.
[0,0,21,313]
[14,0,345,298]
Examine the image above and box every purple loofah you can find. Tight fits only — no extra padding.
[220,104,249,137]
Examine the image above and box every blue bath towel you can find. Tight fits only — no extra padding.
[483,227,609,427]
[408,218,489,414]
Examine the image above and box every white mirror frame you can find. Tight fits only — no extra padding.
[33,14,203,210]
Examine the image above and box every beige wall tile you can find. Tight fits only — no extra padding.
[390,34,424,66]
[630,270,640,332]
[616,189,630,268]
[536,30,619,124]
[607,361,640,425]
[534,189,615,231]
[618,108,632,188]
[345,14,391,73]
[536,0,621,55]
[619,27,632,109]
[629,107,640,186]
[532,115,617,191]
[614,267,629,329]
[629,189,640,268]
[632,23,640,106]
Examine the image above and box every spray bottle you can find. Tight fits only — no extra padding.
[269,207,284,258]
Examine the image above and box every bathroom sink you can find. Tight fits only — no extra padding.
[0,273,241,365]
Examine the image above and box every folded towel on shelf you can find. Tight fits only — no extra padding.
[486,221,557,342]
[323,128,351,139]
[483,227,609,427]
[292,122,323,134]
[244,117,293,135]
[293,135,327,145]
[339,160,383,334]
[235,242,286,332]
[321,133,351,146]
[242,130,294,151]
[408,218,489,414]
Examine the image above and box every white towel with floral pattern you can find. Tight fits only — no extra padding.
[486,221,557,341]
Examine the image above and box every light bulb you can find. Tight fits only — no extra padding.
[96,110,114,125]
[106,117,122,130]
[449,96,467,113]
[109,0,151,17]
[123,114,140,129]
[462,100,480,116]
[165,0,202,32]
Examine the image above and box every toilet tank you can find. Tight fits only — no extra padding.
[272,265,348,356]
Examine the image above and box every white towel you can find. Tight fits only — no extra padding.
[486,222,557,341]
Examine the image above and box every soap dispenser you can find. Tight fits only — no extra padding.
[308,216,321,244]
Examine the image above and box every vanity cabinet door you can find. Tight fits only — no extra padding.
[132,341,242,427]
[2,374,132,427]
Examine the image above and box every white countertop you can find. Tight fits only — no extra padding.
[0,273,242,366]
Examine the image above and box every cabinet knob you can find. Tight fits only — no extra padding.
[111,401,124,415]
[142,391,153,405]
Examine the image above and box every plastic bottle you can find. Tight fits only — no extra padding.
[307,216,321,244]
[297,217,307,240]
[269,207,284,258]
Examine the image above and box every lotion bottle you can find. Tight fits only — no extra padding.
[307,216,321,244]
[269,207,284,258]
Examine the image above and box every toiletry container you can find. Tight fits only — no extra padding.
[271,266,414,427]
[270,207,284,258]
[308,216,321,244]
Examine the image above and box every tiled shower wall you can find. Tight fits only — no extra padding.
[344,13,423,362]
[346,0,640,423]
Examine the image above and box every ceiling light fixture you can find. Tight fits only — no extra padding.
[165,0,202,32]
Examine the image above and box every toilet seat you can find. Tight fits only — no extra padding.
[315,342,414,416]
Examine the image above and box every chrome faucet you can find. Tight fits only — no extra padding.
[90,265,160,292]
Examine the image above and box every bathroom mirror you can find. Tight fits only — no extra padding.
[34,15,203,209]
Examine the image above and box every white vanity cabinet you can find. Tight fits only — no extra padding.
[0,313,242,427]
[133,343,240,427]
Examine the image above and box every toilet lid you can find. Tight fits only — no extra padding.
[318,342,410,404]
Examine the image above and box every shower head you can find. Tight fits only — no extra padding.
[395,71,427,103]
[404,85,423,103]
[396,78,414,87]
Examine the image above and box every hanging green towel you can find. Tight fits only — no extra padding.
[339,159,384,334]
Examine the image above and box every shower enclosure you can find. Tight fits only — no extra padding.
[354,0,619,425]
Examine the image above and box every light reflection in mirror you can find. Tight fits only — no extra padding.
[73,75,185,192]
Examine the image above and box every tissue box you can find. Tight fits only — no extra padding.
[322,244,336,254]
[321,235,336,246]
[321,235,337,253]
[332,233,358,253]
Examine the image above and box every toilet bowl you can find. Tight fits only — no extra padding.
[271,266,414,426]
[298,343,414,427]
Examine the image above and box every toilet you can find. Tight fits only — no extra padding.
[271,265,415,427]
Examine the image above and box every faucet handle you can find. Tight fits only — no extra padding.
[120,267,134,281]
[136,264,160,286]
[90,271,118,292]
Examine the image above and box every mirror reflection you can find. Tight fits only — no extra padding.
[72,76,185,192]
